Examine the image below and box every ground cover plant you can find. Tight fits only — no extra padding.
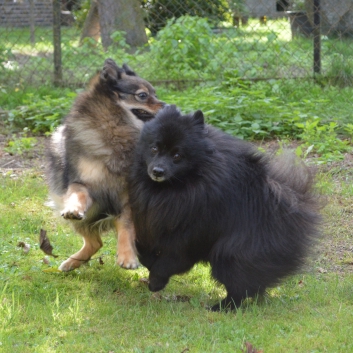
[2,78,353,164]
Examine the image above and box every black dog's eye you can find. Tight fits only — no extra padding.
[151,146,158,154]
[138,92,148,99]
[173,153,181,162]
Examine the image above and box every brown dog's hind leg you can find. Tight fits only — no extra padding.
[61,183,92,220]
[115,206,139,269]
[59,231,103,271]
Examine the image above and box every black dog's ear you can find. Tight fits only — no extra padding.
[122,63,136,76]
[192,110,204,125]
[100,58,123,85]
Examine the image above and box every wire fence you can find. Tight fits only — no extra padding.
[1,0,353,90]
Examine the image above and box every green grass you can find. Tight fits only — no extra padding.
[1,166,353,352]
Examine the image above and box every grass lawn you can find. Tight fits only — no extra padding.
[0,160,353,353]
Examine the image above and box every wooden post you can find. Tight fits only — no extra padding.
[313,0,321,75]
[29,0,35,46]
[53,0,62,86]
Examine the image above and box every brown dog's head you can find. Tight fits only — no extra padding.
[100,58,165,122]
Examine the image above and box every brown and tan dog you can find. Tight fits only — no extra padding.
[46,58,164,271]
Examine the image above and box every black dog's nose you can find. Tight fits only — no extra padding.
[152,167,165,178]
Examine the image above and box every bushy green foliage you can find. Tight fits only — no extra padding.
[5,93,76,134]
[5,134,37,156]
[296,118,352,163]
[4,76,353,164]
[159,78,353,163]
[148,16,216,79]
[0,45,13,68]
[72,0,91,29]
[141,0,230,34]
[326,53,353,87]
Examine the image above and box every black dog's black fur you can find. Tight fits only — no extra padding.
[129,105,321,311]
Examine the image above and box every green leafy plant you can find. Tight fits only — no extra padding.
[5,134,37,156]
[148,16,216,79]
[160,80,305,140]
[72,0,91,29]
[141,0,230,34]
[110,30,130,50]
[296,117,352,163]
[326,53,353,87]
[6,93,76,133]
[0,46,11,69]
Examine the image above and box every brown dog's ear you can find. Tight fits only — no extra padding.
[122,63,136,76]
[100,58,123,85]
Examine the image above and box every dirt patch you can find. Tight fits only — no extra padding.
[0,133,48,171]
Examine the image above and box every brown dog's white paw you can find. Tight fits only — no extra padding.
[61,185,92,220]
[117,251,139,269]
[59,257,88,271]
[60,206,85,220]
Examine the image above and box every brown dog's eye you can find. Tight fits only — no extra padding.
[138,92,148,99]
[173,153,181,162]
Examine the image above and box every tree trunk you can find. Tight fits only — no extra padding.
[97,0,147,50]
[80,0,100,45]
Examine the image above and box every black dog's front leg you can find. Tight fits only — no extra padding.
[148,254,194,292]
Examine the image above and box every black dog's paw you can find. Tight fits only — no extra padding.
[148,275,169,292]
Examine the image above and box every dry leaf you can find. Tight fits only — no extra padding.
[98,256,104,265]
[163,294,191,302]
[317,267,328,273]
[17,241,30,254]
[243,341,263,353]
[43,268,62,273]
[139,277,149,285]
[151,292,162,301]
[42,257,50,265]
[39,229,58,258]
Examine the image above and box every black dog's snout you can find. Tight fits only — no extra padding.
[152,167,165,178]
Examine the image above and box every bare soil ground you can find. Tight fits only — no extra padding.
[0,132,48,175]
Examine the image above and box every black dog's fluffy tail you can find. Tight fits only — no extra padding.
[210,151,322,309]
[268,151,322,262]
[268,151,320,216]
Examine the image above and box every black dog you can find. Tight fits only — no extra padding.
[129,105,321,311]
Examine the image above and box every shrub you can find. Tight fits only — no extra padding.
[148,16,216,79]
[141,0,230,34]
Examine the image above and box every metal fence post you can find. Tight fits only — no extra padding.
[313,0,321,75]
[53,0,62,86]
